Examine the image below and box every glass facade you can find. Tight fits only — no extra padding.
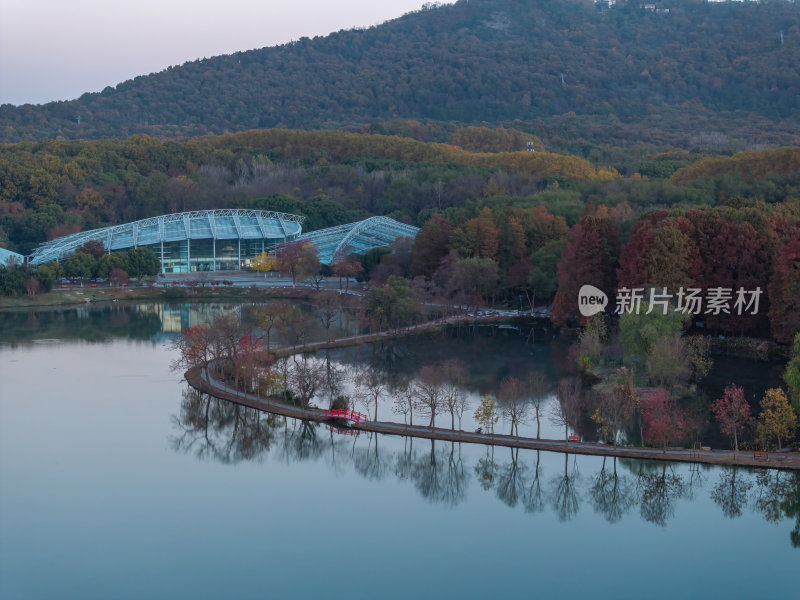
[28,210,420,272]
[28,210,305,269]
[144,237,284,273]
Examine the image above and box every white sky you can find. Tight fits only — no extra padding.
[0,0,453,106]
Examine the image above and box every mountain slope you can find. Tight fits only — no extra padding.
[2,0,798,146]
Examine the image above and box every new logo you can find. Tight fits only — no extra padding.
[578,285,608,317]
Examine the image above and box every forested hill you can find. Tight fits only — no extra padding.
[2,0,799,148]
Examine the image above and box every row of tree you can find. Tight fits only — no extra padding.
[400,191,800,342]
[174,387,800,540]
[172,298,800,452]
[0,242,160,297]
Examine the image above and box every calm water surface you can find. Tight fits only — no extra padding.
[0,302,797,599]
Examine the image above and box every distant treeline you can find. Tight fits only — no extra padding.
[396,190,799,343]
[0,128,613,254]
[1,0,798,149]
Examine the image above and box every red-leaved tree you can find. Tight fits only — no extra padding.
[711,383,753,452]
[642,388,686,452]
[552,215,621,325]
[768,231,800,344]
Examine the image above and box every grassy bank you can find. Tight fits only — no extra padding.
[0,284,316,310]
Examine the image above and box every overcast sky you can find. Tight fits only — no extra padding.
[0,0,453,106]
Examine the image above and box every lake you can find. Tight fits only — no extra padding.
[0,301,797,599]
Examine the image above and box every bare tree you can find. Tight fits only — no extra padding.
[391,381,416,425]
[287,355,326,408]
[284,306,314,349]
[306,270,328,291]
[321,360,346,408]
[526,370,550,439]
[170,323,211,371]
[454,392,470,432]
[551,377,582,443]
[354,366,389,421]
[252,302,289,350]
[441,359,467,430]
[414,365,445,428]
[317,290,340,341]
[498,375,530,436]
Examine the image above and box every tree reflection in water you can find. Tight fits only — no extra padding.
[551,453,580,522]
[711,467,752,519]
[523,451,545,515]
[412,440,469,507]
[496,447,526,508]
[590,456,633,524]
[754,470,800,548]
[171,387,281,463]
[170,388,800,546]
[354,433,387,481]
[0,303,164,345]
[474,447,497,491]
[394,437,417,483]
[635,463,686,527]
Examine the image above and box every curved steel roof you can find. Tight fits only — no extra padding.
[0,247,25,267]
[299,216,419,264]
[28,209,305,266]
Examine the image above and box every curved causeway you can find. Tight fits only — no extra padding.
[185,364,800,471]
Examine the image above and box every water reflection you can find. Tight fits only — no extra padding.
[590,457,634,523]
[171,387,281,463]
[636,463,685,527]
[0,300,359,346]
[711,466,752,519]
[411,439,469,507]
[551,453,580,522]
[0,303,165,345]
[172,387,800,547]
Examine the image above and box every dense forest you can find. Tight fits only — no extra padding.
[2,128,797,255]
[1,123,798,344]
[1,0,798,150]
[0,128,619,253]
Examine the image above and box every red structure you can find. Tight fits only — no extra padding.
[323,409,369,423]
[325,424,361,437]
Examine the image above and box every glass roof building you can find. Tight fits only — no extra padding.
[28,210,305,273]
[298,216,420,264]
[27,210,419,273]
[0,247,25,267]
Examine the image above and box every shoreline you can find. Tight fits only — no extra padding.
[184,342,800,471]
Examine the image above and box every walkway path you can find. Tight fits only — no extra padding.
[269,310,526,358]
[185,364,800,471]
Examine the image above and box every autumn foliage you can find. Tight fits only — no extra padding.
[711,384,753,452]
[641,388,687,452]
